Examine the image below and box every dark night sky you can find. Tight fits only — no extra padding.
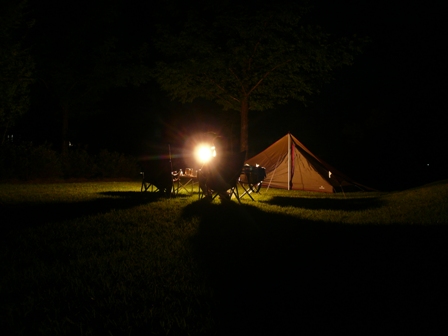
[15,0,448,190]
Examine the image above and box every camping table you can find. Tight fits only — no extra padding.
[174,173,199,195]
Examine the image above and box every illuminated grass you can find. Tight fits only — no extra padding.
[1,181,447,335]
[247,182,448,224]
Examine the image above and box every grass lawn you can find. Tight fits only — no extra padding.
[1,181,448,335]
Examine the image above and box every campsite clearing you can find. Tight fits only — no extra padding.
[1,181,447,335]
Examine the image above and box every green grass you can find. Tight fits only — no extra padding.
[1,181,447,335]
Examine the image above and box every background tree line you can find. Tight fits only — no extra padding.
[1,0,445,189]
[2,0,366,154]
[0,0,34,145]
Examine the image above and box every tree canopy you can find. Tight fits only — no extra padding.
[153,1,368,152]
[29,0,153,152]
[0,0,34,145]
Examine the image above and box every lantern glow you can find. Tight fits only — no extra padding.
[195,144,216,163]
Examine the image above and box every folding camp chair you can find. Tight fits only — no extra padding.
[239,165,266,200]
[141,171,159,192]
[201,151,247,203]
[139,159,175,196]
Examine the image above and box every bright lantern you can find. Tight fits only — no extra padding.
[195,144,216,163]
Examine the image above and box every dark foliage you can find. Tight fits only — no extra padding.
[0,143,139,181]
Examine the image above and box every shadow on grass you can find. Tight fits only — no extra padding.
[0,191,165,234]
[263,195,384,211]
[183,201,448,335]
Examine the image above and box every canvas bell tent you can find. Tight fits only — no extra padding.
[245,133,372,193]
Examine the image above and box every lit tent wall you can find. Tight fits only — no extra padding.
[245,133,373,193]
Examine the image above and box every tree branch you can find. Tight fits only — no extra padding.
[227,67,246,95]
[247,41,260,72]
[247,59,292,96]
[247,15,272,72]
[204,74,240,103]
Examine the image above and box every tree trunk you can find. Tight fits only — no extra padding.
[1,128,7,146]
[61,104,69,155]
[240,97,249,154]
